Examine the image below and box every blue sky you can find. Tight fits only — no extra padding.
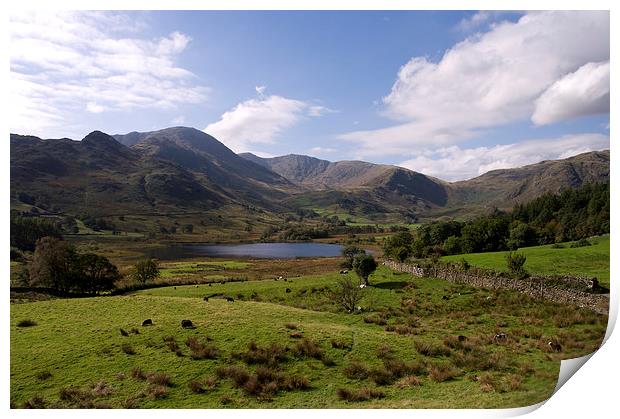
[9,10,610,180]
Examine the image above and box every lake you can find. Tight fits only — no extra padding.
[146,242,345,260]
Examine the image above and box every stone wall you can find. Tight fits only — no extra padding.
[383,261,609,315]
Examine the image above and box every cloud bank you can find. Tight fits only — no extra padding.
[10,11,208,137]
[205,88,331,152]
[398,133,610,181]
[339,11,609,157]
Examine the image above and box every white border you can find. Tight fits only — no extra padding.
[2,1,616,418]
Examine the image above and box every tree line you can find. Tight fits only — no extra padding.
[383,182,609,261]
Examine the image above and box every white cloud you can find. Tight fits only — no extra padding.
[255,85,267,97]
[339,11,609,158]
[86,102,105,113]
[309,146,337,156]
[532,61,610,125]
[9,11,208,137]
[398,133,610,181]
[204,93,327,152]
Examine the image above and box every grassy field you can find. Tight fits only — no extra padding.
[442,236,610,288]
[11,265,606,409]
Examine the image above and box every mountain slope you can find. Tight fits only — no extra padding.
[115,128,294,209]
[10,131,225,216]
[448,150,611,209]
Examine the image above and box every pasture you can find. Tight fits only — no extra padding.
[11,265,607,408]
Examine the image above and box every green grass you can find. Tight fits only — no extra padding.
[11,266,607,408]
[442,236,610,288]
[159,261,252,279]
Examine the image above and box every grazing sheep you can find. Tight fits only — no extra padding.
[181,320,194,329]
[277,276,283,280]
[285,288,292,293]
[226,297,234,302]
[493,332,507,342]
[195,285,199,288]
[457,335,467,342]
[120,328,129,337]
[283,278,288,282]
[339,270,349,274]
[208,283,212,287]
[359,284,366,289]
[174,287,177,290]
[442,295,449,300]
[548,341,562,352]
[203,296,209,302]
[142,319,153,327]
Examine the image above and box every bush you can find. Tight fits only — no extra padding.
[343,360,370,380]
[331,277,363,312]
[185,336,219,360]
[336,387,385,402]
[131,259,160,284]
[505,251,528,279]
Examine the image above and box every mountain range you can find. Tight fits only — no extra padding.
[10,127,610,225]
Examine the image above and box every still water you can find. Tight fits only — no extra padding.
[146,242,344,260]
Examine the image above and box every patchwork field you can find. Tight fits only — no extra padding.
[11,266,607,409]
[442,236,610,288]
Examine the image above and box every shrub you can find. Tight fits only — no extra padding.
[185,336,219,360]
[188,379,205,394]
[293,338,325,360]
[216,365,251,386]
[343,360,370,380]
[234,341,288,366]
[395,375,422,388]
[35,370,52,381]
[428,363,460,382]
[17,319,37,328]
[22,395,48,409]
[144,385,167,400]
[121,343,136,355]
[131,367,146,380]
[414,341,451,357]
[147,372,172,387]
[505,252,528,279]
[336,387,385,402]
[331,277,363,312]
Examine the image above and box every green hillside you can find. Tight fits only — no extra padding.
[442,236,610,287]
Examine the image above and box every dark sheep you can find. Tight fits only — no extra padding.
[226,297,234,302]
[285,288,292,293]
[493,332,507,342]
[548,341,562,352]
[457,335,467,342]
[120,328,129,337]
[203,296,209,302]
[181,320,194,329]
[442,295,449,300]
[142,319,153,327]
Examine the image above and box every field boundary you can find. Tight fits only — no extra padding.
[383,260,609,315]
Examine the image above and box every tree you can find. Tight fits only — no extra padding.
[11,217,62,251]
[505,252,528,279]
[443,235,461,255]
[382,231,413,260]
[331,277,363,312]
[78,253,121,294]
[507,221,537,250]
[28,237,80,294]
[352,254,377,286]
[341,244,365,269]
[182,224,194,234]
[131,259,160,284]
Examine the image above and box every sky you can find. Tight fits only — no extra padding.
[9,10,610,181]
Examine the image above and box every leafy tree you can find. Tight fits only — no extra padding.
[28,237,80,294]
[352,254,377,286]
[443,235,461,255]
[11,217,62,251]
[382,231,413,260]
[131,259,160,284]
[341,244,365,269]
[507,221,537,250]
[393,246,411,262]
[505,252,527,279]
[78,253,121,294]
[331,277,363,312]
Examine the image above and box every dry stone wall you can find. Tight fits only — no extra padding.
[383,260,609,315]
